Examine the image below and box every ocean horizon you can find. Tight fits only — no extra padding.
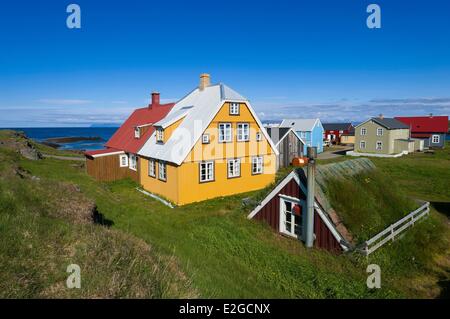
[4,127,119,151]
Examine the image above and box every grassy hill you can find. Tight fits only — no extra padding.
[0,130,449,298]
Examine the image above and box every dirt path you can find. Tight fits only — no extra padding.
[42,154,85,161]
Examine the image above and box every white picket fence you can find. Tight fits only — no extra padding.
[360,202,430,256]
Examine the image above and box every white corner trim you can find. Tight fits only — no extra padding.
[247,170,300,219]
[89,151,125,158]
[136,188,174,208]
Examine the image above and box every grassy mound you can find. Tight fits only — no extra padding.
[0,133,196,298]
[324,169,417,242]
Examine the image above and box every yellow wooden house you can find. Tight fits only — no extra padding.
[138,74,278,205]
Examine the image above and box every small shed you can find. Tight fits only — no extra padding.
[248,169,351,253]
[265,126,305,168]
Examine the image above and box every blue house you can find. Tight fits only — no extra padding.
[280,118,324,153]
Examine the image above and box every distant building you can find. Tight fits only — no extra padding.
[280,119,324,153]
[395,115,448,149]
[323,123,354,144]
[354,116,422,155]
[84,93,174,181]
[265,126,305,168]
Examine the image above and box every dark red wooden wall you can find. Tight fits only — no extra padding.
[253,177,343,254]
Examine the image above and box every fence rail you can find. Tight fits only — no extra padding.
[359,202,430,256]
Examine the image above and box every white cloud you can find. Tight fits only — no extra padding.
[37,99,93,105]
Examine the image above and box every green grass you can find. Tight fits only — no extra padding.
[1,132,449,298]
[324,170,417,242]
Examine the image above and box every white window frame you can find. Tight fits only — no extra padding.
[202,133,210,144]
[376,141,383,150]
[199,161,214,183]
[119,154,128,167]
[158,161,167,181]
[129,154,137,171]
[256,132,262,141]
[432,134,440,144]
[360,128,367,136]
[229,102,239,115]
[148,159,156,177]
[237,123,250,142]
[376,128,383,136]
[156,128,164,143]
[227,158,241,178]
[360,141,366,149]
[218,123,232,143]
[134,127,140,138]
[252,156,263,175]
[279,197,302,238]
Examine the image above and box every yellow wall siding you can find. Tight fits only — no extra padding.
[162,117,185,143]
[177,154,276,205]
[140,157,180,204]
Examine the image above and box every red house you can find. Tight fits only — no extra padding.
[322,123,354,144]
[395,115,448,149]
[84,92,174,181]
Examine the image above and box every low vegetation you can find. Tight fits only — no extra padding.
[0,130,449,298]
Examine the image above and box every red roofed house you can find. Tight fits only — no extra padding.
[395,115,448,149]
[85,92,174,181]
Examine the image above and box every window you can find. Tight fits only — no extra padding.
[360,128,367,136]
[376,141,383,150]
[218,123,232,143]
[237,123,250,142]
[252,156,263,175]
[134,127,140,138]
[158,161,166,181]
[256,132,262,141]
[119,154,128,167]
[300,131,306,139]
[280,199,302,238]
[227,159,241,178]
[156,128,164,143]
[432,135,440,144]
[377,128,383,136]
[202,133,210,144]
[360,141,366,149]
[148,159,155,177]
[229,103,239,115]
[129,154,137,171]
[199,161,214,182]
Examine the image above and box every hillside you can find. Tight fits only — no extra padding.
[0,130,449,298]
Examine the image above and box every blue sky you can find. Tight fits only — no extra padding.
[1,0,449,127]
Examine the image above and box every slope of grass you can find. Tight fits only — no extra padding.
[1,131,449,298]
[0,146,195,298]
[324,169,417,242]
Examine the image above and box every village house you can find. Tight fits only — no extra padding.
[322,123,354,145]
[137,74,278,205]
[279,118,324,154]
[264,124,305,168]
[352,115,422,156]
[84,93,174,181]
[395,115,448,149]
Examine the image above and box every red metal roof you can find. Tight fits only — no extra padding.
[395,116,448,133]
[85,148,122,157]
[104,102,175,153]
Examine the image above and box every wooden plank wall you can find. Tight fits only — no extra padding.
[86,154,139,182]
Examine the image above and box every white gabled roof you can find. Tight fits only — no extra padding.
[280,118,322,132]
[275,128,306,148]
[138,83,279,165]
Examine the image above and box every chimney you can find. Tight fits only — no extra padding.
[379,113,384,119]
[199,73,210,91]
[151,92,160,108]
[429,113,433,118]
